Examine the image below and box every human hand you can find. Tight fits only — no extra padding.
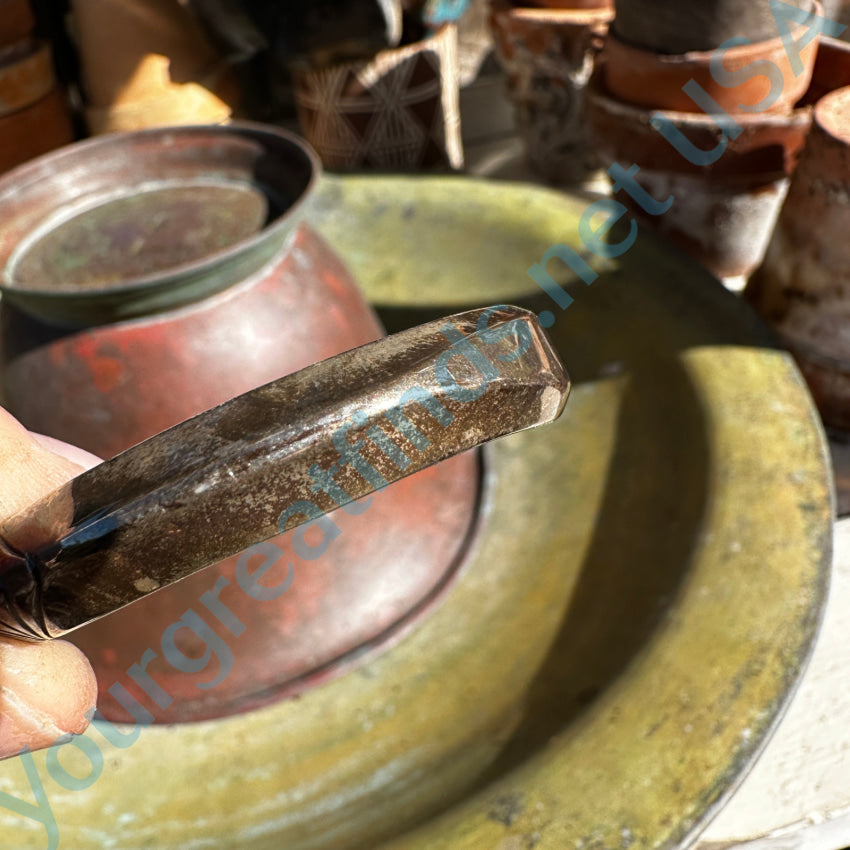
[0,409,98,760]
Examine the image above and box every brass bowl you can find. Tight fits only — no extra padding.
[0,175,831,849]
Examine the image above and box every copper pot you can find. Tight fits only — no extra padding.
[0,124,479,722]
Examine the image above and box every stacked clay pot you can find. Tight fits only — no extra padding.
[489,0,613,185]
[0,0,73,174]
[746,84,850,431]
[588,0,822,279]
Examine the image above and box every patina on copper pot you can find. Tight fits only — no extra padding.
[0,124,479,722]
[746,86,850,431]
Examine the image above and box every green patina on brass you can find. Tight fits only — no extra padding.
[0,175,831,850]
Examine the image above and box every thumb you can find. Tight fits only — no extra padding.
[0,409,99,758]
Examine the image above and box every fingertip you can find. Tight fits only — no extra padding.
[0,638,97,759]
[0,410,92,518]
[0,411,101,760]
[30,433,102,472]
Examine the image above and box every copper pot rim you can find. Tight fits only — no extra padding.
[0,122,321,316]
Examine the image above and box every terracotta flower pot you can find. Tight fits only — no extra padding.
[0,124,478,722]
[746,86,850,430]
[0,0,34,48]
[490,2,613,184]
[587,74,812,278]
[293,24,463,170]
[602,5,821,114]
[0,39,54,118]
[613,0,812,54]
[0,86,73,175]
